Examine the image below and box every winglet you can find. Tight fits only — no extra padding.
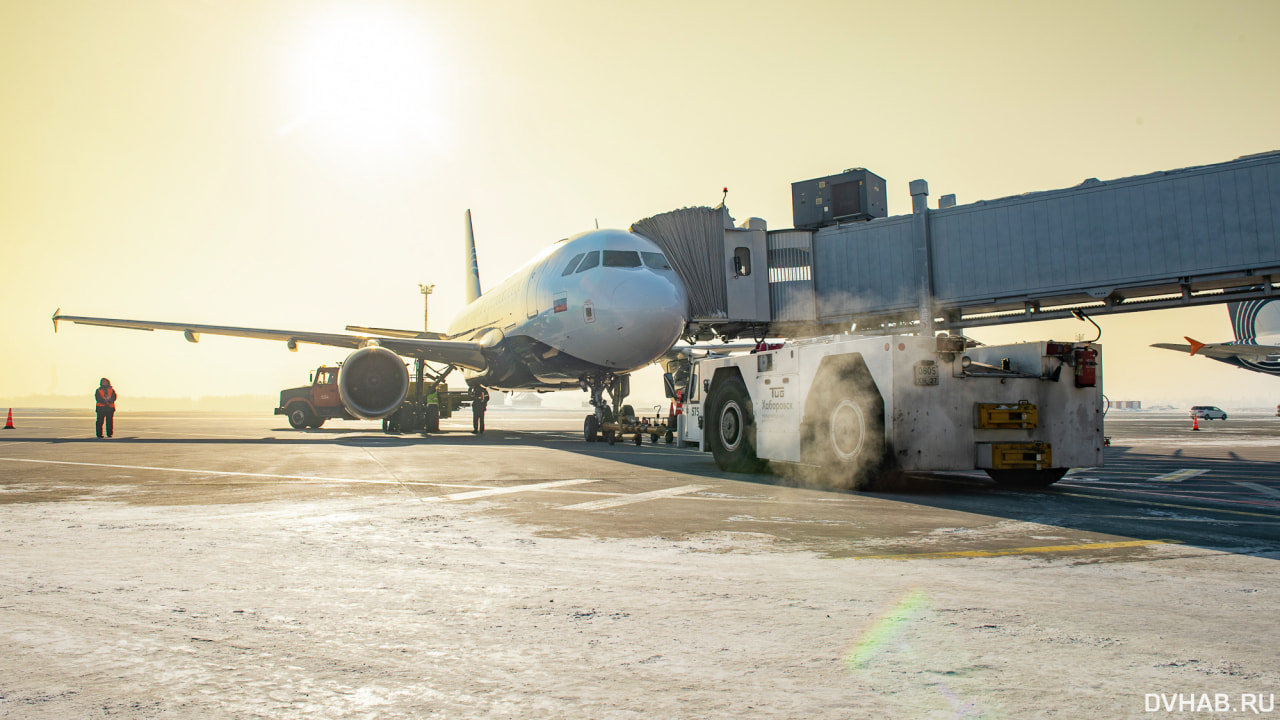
[52,308,61,333]
[1185,337,1206,356]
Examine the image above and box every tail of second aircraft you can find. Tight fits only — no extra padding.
[464,209,482,305]
[1229,299,1280,345]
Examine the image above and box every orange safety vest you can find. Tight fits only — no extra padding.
[96,387,117,409]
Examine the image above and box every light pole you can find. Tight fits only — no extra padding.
[419,283,435,332]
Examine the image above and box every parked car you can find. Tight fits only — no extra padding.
[1191,405,1228,420]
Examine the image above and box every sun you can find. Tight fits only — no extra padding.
[279,4,449,154]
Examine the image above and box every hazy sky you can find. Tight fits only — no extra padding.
[2,0,1278,407]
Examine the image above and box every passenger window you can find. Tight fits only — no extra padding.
[575,251,600,273]
[733,247,752,276]
[603,250,642,268]
[641,252,671,270]
[561,253,585,276]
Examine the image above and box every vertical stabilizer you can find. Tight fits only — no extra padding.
[464,209,482,304]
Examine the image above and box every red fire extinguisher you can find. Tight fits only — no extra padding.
[1074,347,1098,387]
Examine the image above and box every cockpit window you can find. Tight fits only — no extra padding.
[641,252,671,270]
[575,251,600,273]
[603,250,642,268]
[561,253,586,276]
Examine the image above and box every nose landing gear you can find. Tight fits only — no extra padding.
[581,373,671,446]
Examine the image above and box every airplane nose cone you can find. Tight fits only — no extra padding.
[605,272,687,368]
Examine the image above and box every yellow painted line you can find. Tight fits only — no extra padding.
[1054,491,1280,519]
[849,539,1181,561]
[1147,469,1208,483]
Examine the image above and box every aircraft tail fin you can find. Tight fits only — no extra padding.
[464,209,482,305]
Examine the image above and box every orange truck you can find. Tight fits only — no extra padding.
[274,366,353,429]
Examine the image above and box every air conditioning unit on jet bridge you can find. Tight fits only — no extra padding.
[791,168,887,229]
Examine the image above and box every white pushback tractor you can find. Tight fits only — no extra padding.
[677,334,1103,488]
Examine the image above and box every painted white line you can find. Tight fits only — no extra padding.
[1146,469,1209,483]
[0,457,481,489]
[559,484,714,512]
[424,478,601,502]
[1233,481,1280,498]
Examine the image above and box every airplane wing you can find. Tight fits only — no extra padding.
[1151,336,1280,360]
[52,310,490,370]
[345,325,447,340]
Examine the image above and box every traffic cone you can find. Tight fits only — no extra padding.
[1191,414,1200,431]
[4,408,13,429]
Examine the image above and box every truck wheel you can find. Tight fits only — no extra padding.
[707,376,766,473]
[634,432,642,446]
[584,415,599,442]
[287,405,314,430]
[985,468,1068,487]
[802,356,885,489]
[308,419,325,429]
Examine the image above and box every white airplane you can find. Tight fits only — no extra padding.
[1151,299,1280,377]
[53,210,689,431]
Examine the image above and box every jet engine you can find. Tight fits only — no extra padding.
[337,345,409,419]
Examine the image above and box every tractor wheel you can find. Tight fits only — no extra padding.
[706,376,766,473]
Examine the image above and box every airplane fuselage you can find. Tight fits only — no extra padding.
[445,228,688,391]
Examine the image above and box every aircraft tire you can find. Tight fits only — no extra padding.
[620,404,635,421]
[425,405,440,433]
[985,468,1068,487]
[707,375,766,473]
[584,415,599,443]
[287,405,313,430]
[606,430,616,445]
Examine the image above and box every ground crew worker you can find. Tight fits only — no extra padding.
[471,386,489,434]
[426,383,439,407]
[95,378,117,438]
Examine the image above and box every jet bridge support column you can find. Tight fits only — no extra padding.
[911,179,935,335]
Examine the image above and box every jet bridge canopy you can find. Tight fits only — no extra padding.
[766,150,1280,336]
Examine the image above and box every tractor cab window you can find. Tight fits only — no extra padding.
[316,369,337,385]
[575,251,600,273]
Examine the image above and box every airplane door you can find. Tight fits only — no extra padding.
[526,267,539,318]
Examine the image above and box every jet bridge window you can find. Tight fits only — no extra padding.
[561,253,586,276]
[733,247,752,276]
[574,251,600,273]
[603,250,642,268]
[641,252,671,270]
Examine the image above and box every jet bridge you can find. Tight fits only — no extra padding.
[635,150,1280,339]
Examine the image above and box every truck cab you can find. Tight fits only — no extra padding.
[275,366,353,429]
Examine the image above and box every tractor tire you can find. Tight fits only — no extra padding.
[801,355,886,489]
[706,375,766,473]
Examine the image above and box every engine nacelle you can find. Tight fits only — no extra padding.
[337,345,409,419]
